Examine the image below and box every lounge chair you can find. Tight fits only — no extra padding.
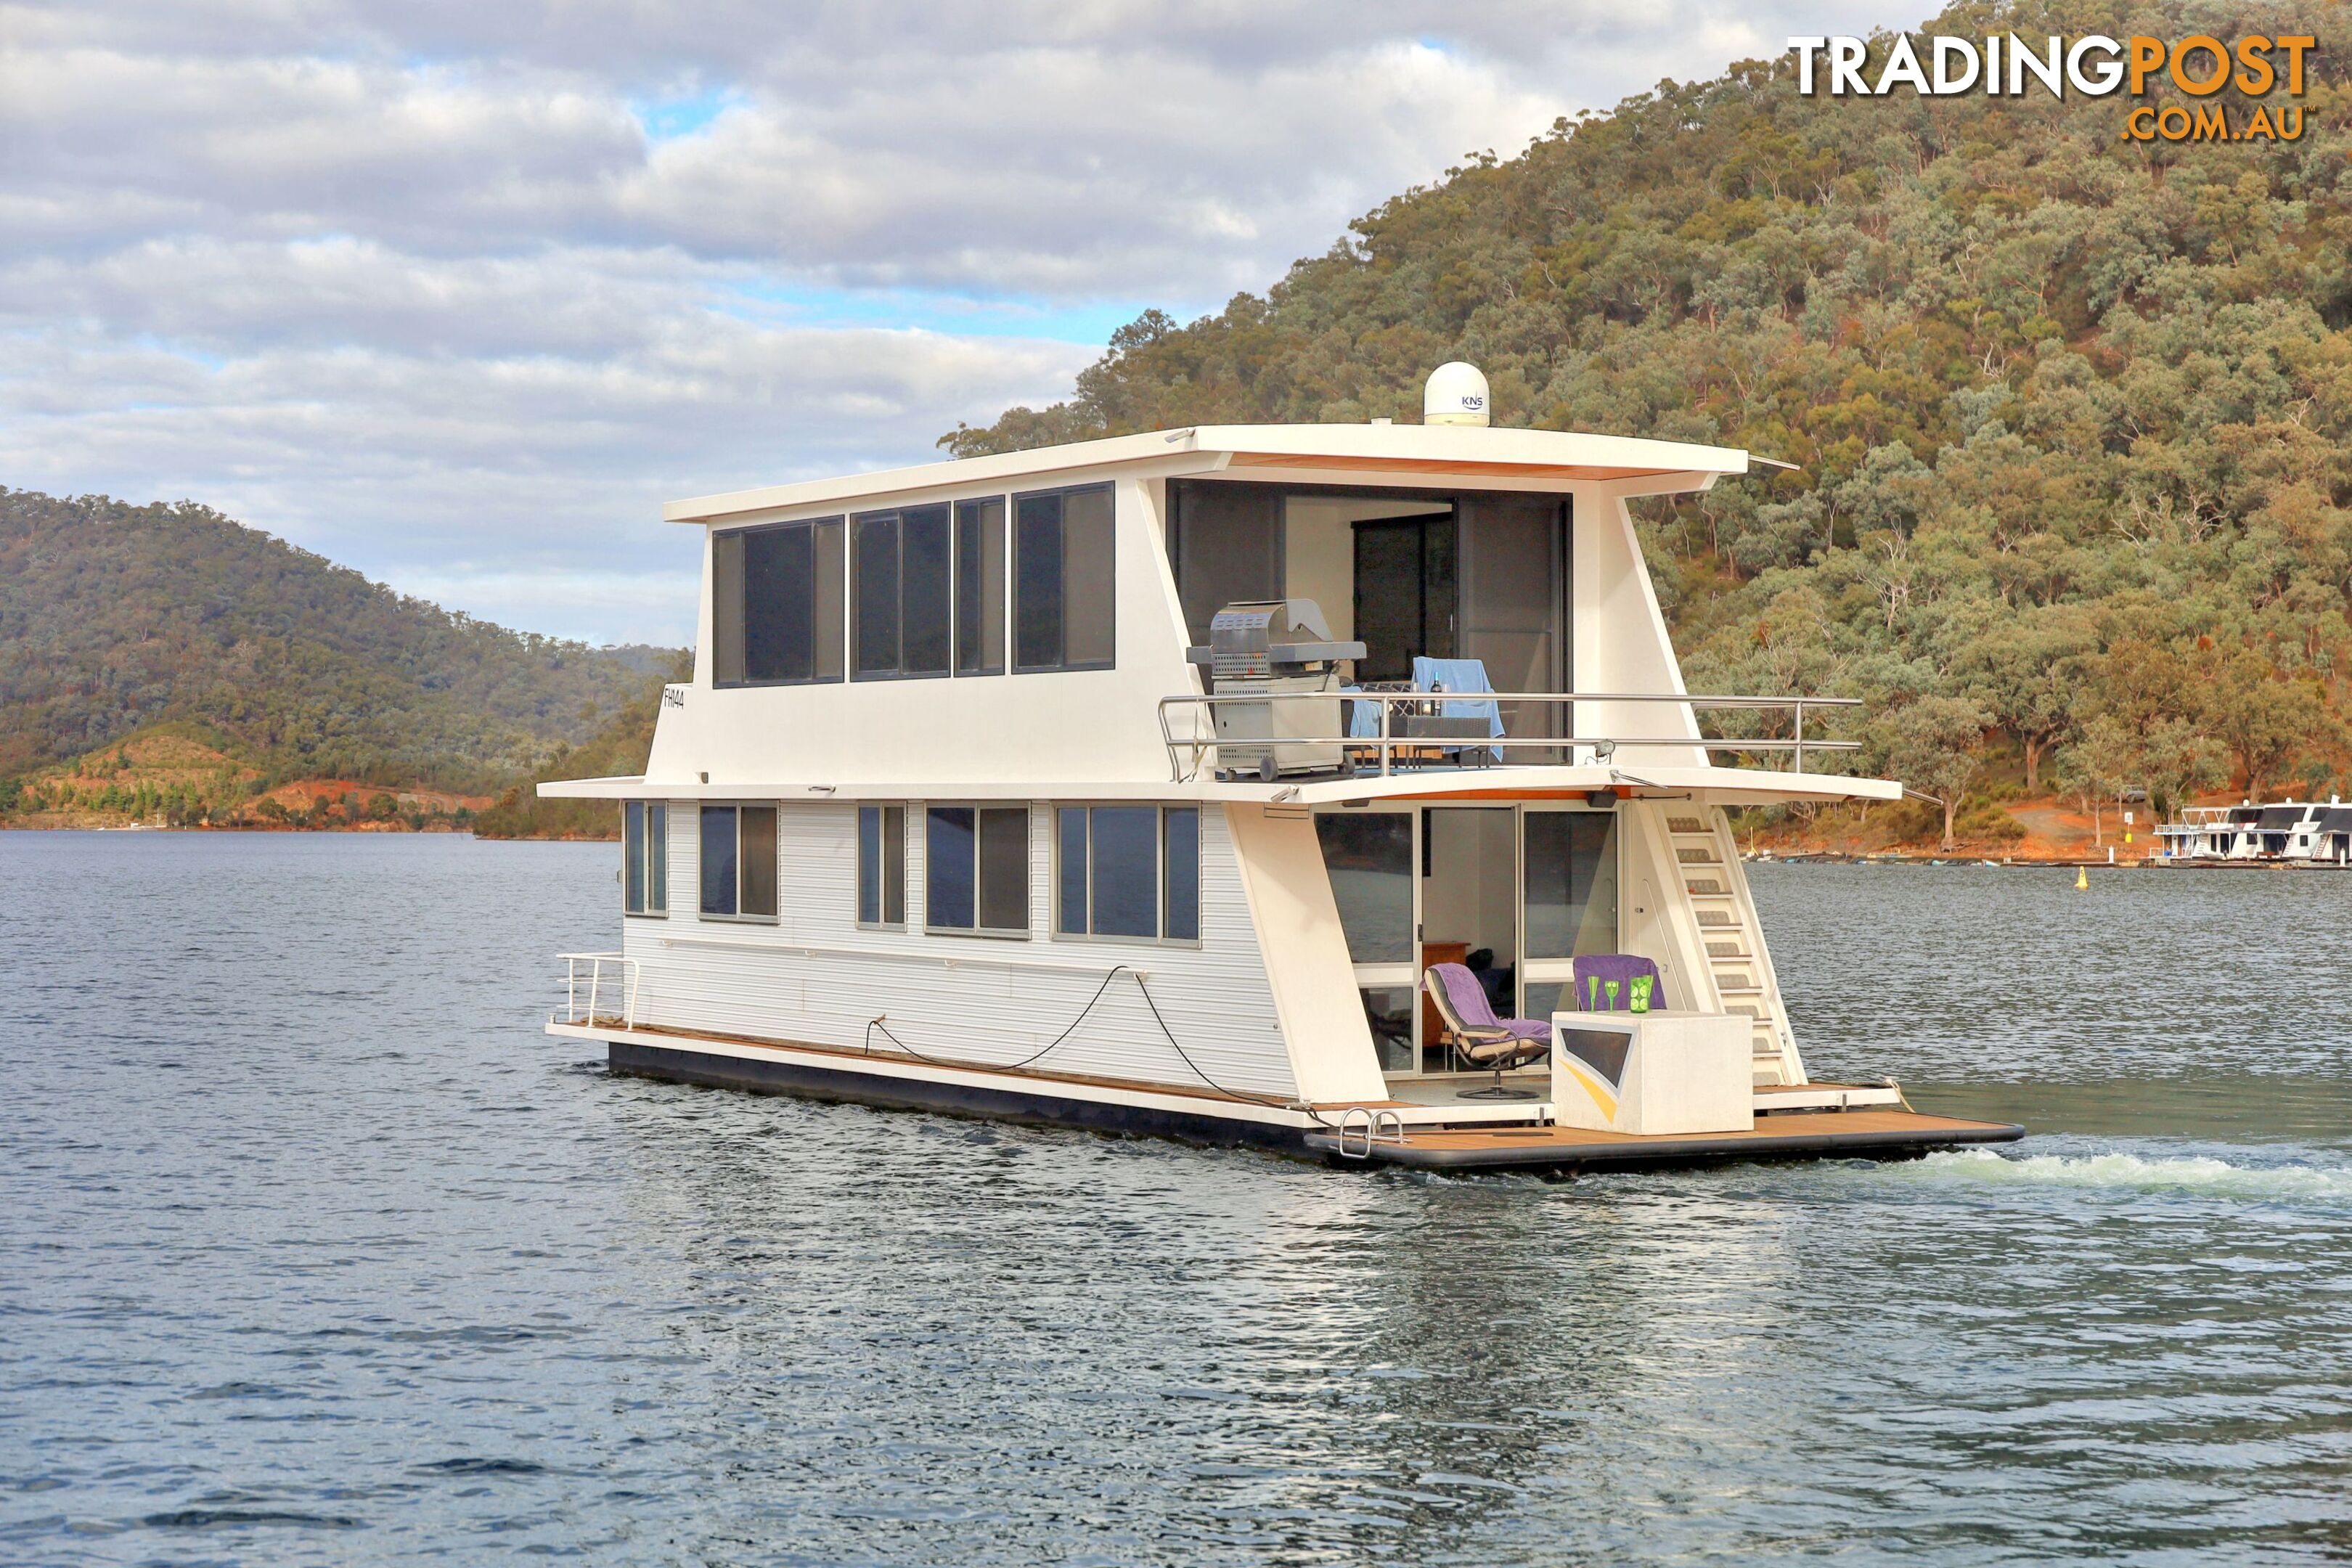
[1422,962,1551,1099]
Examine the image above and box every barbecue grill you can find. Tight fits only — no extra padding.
[1187,599,1365,780]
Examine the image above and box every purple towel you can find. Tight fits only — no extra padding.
[1431,963,1551,1040]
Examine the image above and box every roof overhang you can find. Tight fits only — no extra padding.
[663,424,1757,525]
[539,765,1897,807]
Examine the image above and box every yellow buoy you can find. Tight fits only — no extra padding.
[2075,867,2088,890]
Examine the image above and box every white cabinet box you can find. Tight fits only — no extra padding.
[1549,1010,1752,1135]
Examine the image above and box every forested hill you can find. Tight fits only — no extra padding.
[947,0,2352,824]
[0,488,661,788]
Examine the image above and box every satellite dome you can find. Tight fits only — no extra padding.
[1423,362,1490,427]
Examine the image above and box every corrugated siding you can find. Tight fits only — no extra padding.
[618,801,1297,1098]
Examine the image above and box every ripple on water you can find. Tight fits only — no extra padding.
[0,835,2348,1566]
[1910,1145,2352,1202]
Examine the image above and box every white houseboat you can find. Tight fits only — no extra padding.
[2158,799,2352,865]
[2157,804,2255,860]
[540,367,2020,1171]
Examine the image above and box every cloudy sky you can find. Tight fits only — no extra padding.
[1,0,1909,647]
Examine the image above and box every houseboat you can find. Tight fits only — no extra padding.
[539,366,2021,1171]
[2157,804,2256,860]
[2157,799,2352,865]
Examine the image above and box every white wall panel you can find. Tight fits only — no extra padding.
[618,801,1299,1100]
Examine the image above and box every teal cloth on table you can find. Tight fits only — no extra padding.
[1411,656,1504,761]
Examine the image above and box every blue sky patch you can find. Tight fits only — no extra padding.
[711,279,1190,348]
[631,87,740,144]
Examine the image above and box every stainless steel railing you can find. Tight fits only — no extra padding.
[554,952,640,1029]
[1156,690,1861,782]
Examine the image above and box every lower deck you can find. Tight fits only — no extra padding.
[581,1023,2021,1175]
[1302,1107,2019,1171]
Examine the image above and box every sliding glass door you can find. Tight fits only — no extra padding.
[1520,807,1618,1016]
[1316,803,1620,1076]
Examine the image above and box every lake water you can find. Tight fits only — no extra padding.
[4,833,2348,1565]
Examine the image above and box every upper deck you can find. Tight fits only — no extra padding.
[544,421,1892,805]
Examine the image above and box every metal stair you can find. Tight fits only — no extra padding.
[1665,809,1805,1086]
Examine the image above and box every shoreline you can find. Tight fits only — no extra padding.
[0,820,613,841]
[12,823,2315,864]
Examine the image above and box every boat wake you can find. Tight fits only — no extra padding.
[1914,1146,2352,1202]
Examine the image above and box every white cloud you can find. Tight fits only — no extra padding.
[0,0,1922,642]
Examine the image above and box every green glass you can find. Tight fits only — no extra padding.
[1604,979,1620,1010]
[1630,974,1654,1013]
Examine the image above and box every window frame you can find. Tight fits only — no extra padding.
[954,495,1008,678]
[923,802,1033,939]
[857,803,907,930]
[1519,803,1620,1014]
[1051,803,1204,948]
[698,801,781,923]
[1312,804,1416,980]
[1012,481,1116,675]
[711,515,846,689]
[623,800,669,918]
[851,503,954,683]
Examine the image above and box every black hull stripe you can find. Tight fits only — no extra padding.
[1302,1120,2025,1171]
[606,1040,2022,1172]
[609,1041,1305,1155]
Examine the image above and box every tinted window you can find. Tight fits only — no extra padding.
[624,801,646,912]
[928,806,1029,934]
[853,513,900,676]
[881,804,904,924]
[1358,984,1416,1072]
[1162,807,1199,941]
[699,805,775,919]
[1458,494,1565,736]
[905,507,951,675]
[853,505,952,680]
[701,806,738,916]
[1352,513,1455,683]
[739,806,778,919]
[1013,485,1114,671]
[926,807,976,929]
[714,518,844,685]
[1524,811,1616,959]
[955,497,1006,676]
[1087,807,1159,939]
[1056,807,1088,935]
[859,805,905,926]
[645,803,666,912]
[625,801,669,915]
[1055,805,1199,942]
[859,806,883,923]
[1315,812,1413,964]
[746,524,812,681]
[1169,481,1281,645]
[978,808,1030,932]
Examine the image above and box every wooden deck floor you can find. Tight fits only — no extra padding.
[1303,1108,2021,1170]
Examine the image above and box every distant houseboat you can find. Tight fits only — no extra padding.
[2158,799,2352,865]
[539,366,2020,1171]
